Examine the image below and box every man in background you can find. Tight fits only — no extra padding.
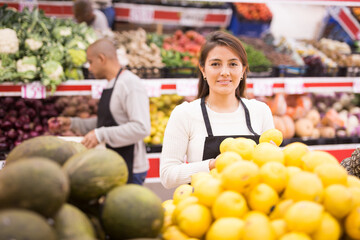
[73,0,110,32]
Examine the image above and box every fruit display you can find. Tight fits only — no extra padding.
[0,135,165,239]
[145,94,184,145]
[0,6,97,89]
[233,3,272,22]
[263,92,360,141]
[161,131,359,240]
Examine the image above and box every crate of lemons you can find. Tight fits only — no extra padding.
[144,94,184,145]
[160,129,360,240]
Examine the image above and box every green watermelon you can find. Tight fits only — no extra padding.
[0,209,56,240]
[69,141,87,154]
[54,204,96,240]
[6,136,78,165]
[0,157,69,217]
[101,184,164,239]
[63,148,128,202]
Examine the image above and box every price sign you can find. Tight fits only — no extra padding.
[143,80,162,97]
[129,6,154,24]
[21,82,46,99]
[19,0,38,11]
[285,79,305,94]
[253,80,274,97]
[176,79,198,96]
[0,161,5,170]
[180,9,207,26]
[91,81,108,99]
[353,78,360,93]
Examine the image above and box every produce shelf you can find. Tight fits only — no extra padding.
[0,1,232,27]
[0,77,357,97]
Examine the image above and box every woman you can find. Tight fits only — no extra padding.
[160,31,274,189]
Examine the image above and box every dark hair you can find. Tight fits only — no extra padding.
[73,0,93,23]
[197,31,249,99]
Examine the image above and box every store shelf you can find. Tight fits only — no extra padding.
[0,77,357,98]
[192,0,360,6]
[0,1,232,27]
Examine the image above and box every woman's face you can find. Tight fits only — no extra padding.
[200,45,245,97]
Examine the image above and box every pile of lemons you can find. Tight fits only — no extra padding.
[161,129,360,240]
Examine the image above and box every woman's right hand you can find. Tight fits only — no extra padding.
[48,117,71,133]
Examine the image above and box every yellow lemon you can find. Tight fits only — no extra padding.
[311,212,341,240]
[252,142,285,167]
[314,163,348,187]
[271,219,287,239]
[221,160,260,194]
[269,199,294,220]
[282,142,309,167]
[206,217,244,240]
[219,137,235,153]
[243,211,276,240]
[348,175,360,189]
[162,225,189,240]
[215,151,243,173]
[193,177,223,207]
[191,172,212,188]
[323,184,353,219]
[279,232,311,240]
[286,166,302,179]
[301,150,339,171]
[177,203,212,238]
[349,186,360,208]
[284,201,323,234]
[248,183,279,214]
[173,184,194,205]
[260,162,288,194]
[226,137,256,160]
[284,171,324,203]
[260,128,283,146]
[345,206,360,239]
[210,168,220,179]
[162,199,176,216]
[172,196,199,224]
[212,190,248,219]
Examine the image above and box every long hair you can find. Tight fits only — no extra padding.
[197,31,249,99]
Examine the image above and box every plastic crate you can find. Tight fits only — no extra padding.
[228,12,271,38]
[247,66,277,78]
[275,65,307,77]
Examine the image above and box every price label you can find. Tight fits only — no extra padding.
[354,79,360,93]
[253,80,274,97]
[0,161,5,170]
[176,79,198,96]
[91,81,108,99]
[129,6,154,24]
[285,79,305,94]
[180,9,207,26]
[19,0,38,11]
[143,80,162,97]
[21,82,46,99]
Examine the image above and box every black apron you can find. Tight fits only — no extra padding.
[97,68,134,183]
[201,97,260,160]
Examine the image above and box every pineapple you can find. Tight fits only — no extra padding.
[341,148,360,177]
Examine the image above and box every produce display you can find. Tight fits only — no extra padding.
[0,6,97,89]
[263,92,360,141]
[0,136,165,239]
[144,94,184,145]
[233,3,272,22]
[0,96,60,153]
[161,131,360,240]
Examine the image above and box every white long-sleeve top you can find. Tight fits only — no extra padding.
[160,98,274,189]
[71,70,151,173]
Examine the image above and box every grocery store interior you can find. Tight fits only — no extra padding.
[2,0,360,239]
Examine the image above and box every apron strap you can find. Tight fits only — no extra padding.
[239,98,259,136]
[113,67,123,86]
[200,97,213,137]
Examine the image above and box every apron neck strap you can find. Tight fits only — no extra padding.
[113,67,123,86]
[239,98,259,136]
[200,97,214,137]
